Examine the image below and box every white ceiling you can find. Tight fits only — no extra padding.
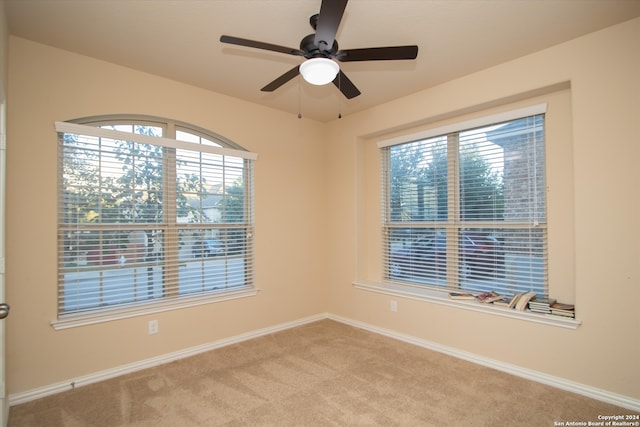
[5,0,640,122]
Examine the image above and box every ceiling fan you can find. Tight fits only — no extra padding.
[220,0,418,99]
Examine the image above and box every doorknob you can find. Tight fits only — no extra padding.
[0,303,9,319]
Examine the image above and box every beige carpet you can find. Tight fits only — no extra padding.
[9,320,633,426]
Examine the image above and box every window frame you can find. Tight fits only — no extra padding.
[379,104,549,299]
[52,116,258,329]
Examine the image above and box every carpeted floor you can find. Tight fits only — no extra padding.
[8,320,634,426]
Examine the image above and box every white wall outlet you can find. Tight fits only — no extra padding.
[148,319,159,335]
[390,300,398,313]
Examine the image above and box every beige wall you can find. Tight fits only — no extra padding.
[6,37,328,394]
[4,16,640,403]
[325,17,640,400]
[0,0,6,93]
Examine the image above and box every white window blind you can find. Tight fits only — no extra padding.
[382,109,547,298]
[56,120,256,317]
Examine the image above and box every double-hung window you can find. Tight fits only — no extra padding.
[56,117,257,322]
[381,105,548,298]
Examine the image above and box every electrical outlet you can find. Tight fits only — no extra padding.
[390,300,398,313]
[148,319,159,335]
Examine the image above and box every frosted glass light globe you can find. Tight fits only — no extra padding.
[299,58,340,86]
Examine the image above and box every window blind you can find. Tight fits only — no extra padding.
[382,110,547,298]
[57,121,256,317]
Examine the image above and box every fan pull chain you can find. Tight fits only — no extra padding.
[337,73,342,119]
[297,75,302,119]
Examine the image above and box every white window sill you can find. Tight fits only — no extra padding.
[353,281,581,330]
[51,286,259,330]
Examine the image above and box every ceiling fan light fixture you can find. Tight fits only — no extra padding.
[299,58,339,85]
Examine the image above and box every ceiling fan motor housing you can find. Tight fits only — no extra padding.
[300,33,339,58]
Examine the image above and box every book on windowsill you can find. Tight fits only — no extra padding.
[515,292,537,311]
[550,302,574,311]
[448,292,476,300]
[507,292,526,309]
[549,302,575,318]
[475,291,504,304]
[492,296,512,307]
[528,297,557,314]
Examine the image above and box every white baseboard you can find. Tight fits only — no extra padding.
[10,312,640,413]
[8,313,326,406]
[327,313,640,412]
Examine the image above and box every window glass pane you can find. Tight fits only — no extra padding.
[389,136,448,222]
[61,135,101,224]
[178,228,250,294]
[459,126,504,221]
[500,227,546,294]
[60,228,164,313]
[62,135,164,225]
[176,129,223,147]
[104,139,163,224]
[176,149,246,224]
[175,130,199,143]
[388,227,447,285]
[463,116,545,223]
[100,124,163,137]
[455,227,545,296]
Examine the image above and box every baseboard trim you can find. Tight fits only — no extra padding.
[327,313,640,412]
[10,312,640,412]
[8,313,327,406]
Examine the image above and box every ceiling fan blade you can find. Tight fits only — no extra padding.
[337,45,419,62]
[220,35,305,57]
[261,66,300,92]
[314,0,349,51]
[332,70,361,99]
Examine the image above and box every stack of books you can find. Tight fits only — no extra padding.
[447,292,576,319]
[550,302,575,318]
[528,297,556,314]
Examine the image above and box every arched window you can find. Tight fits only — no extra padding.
[55,115,257,326]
